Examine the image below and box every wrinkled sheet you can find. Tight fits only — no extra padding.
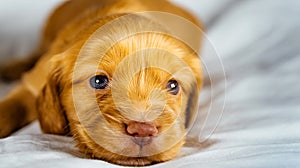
[1,0,300,167]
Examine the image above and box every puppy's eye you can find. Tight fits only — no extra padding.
[166,80,180,95]
[90,75,109,89]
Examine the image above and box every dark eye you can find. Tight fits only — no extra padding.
[166,80,180,95]
[90,75,109,89]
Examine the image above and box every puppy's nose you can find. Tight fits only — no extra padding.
[126,121,158,137]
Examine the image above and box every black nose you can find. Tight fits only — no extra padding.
[126,121,158,137]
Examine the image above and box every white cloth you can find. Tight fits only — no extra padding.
[1,0,300,167]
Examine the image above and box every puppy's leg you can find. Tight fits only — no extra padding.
[0,52,42,82]
[0,85,37,138]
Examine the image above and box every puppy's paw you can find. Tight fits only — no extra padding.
[0,110,13,138]
[0,125,12,138]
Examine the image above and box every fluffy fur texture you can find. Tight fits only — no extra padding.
[0,0,203,166]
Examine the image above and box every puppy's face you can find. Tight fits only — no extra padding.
[40,16,203,166]
[64,33,202,166]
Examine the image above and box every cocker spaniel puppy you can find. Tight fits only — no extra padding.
[0,0,204,166]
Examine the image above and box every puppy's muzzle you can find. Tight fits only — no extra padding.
[126,121,158,146]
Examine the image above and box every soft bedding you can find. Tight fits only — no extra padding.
[1,0,300,167]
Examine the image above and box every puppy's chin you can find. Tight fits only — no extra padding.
[74,124,185,166]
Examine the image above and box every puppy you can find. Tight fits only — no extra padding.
[0,0,204,166]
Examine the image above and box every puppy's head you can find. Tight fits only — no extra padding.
[37,14,203,166]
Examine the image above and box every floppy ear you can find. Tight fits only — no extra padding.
[36,56,69,135]
[185,83,199,128]
[184,56,203,129]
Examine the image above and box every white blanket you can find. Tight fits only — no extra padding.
[1,0,300,167]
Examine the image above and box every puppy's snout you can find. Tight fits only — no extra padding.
[126,121,158,137]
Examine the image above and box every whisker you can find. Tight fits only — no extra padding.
[102,114,121,123]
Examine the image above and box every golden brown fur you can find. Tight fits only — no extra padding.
[0,0,204,166]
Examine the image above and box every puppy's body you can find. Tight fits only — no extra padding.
[0,0,203,166]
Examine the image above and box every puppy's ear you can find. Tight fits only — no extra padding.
[36,55,69,135]
[184,56,203,129]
